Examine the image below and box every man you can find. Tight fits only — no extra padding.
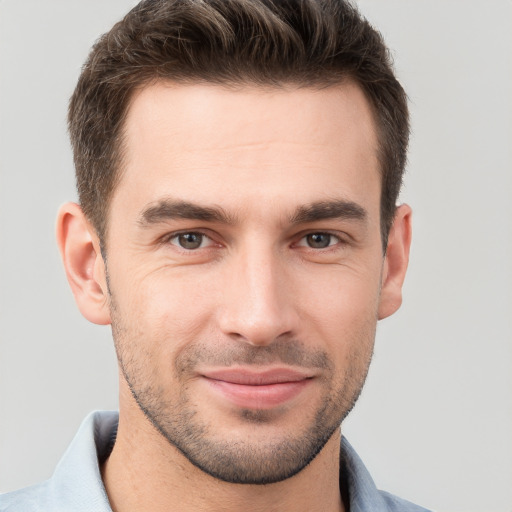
[0,0,428,510]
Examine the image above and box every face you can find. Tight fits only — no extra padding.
[103,82,387,484]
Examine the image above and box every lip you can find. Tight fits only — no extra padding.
[200,368,313,410]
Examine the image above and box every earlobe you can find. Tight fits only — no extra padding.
[378,204,412,320]
[56,202,111,325]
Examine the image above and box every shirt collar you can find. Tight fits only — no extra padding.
[43,410,422,512]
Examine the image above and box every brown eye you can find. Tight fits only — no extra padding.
[172,232,206,250]
[305,233,334,248]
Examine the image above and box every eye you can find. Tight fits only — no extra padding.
[298,232,340,249]
[169,232,211,250]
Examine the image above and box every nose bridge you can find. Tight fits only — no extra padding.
[218,237,295,345]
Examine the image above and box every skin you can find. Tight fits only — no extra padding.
[57,82,412,512]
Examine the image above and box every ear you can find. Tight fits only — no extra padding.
[56,202,111,325]
[378,204,412,320]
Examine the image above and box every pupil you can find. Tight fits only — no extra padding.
[308,233,330,248]
[179,233,202,249]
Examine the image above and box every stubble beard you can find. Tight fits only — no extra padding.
[109,301,375,485]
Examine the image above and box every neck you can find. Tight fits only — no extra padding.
[102,391,345,512]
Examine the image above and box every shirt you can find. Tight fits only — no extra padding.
[0,411,431,511]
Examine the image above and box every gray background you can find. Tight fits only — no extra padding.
[1,1,511,511]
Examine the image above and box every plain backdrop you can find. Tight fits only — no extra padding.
[0,1,511,511]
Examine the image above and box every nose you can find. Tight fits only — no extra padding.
[217,244,298,346]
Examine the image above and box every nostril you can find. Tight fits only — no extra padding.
[218,305,297,347]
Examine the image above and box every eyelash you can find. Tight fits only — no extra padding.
[161,231,216,251]
[161,230,347,253]
[295,231,343,250]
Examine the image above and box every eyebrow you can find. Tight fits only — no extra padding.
[139,199,234,226]
[290,199,367,225]
[138,198,367,227]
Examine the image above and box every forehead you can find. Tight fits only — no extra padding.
[124,81,378,158]
[114,81,380,222]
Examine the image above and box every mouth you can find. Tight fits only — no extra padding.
[200,367,314,410]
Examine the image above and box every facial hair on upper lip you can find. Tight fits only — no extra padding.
[173,337,333,378]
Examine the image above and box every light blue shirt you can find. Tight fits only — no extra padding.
[0,411,431,511]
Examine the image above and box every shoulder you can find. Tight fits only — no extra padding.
[0,411,118,512]
[0,482,52,512]
[379,491,433,512]
[340,437,433,512]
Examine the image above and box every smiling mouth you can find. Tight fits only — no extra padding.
[200,367,314,410]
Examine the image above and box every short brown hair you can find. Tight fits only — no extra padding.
[69,0,409,248]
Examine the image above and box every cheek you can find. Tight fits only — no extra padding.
[298,264,381,318]
[296,266,381,352]
[113,268,218,352]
